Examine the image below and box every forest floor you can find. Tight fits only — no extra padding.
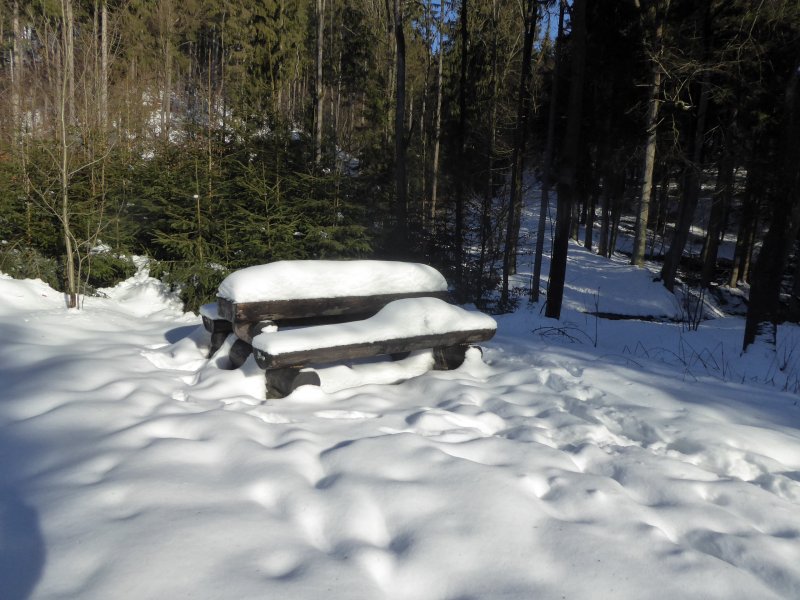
[2,220,800,598]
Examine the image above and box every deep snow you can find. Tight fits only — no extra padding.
[2,243,800,599]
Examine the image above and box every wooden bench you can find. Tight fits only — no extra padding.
[200,260,496,397]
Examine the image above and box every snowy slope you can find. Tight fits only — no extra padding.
[2,257,800,599]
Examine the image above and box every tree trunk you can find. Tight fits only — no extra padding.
[65,0,75,126]
[632,0,667,266]
[101,0,108,129]
[430,0,445,224]
[392,0,408,251]
[608,183,624,258]
[501,0,538,305]
[531,1,565,302]
[454,0,469,292]
[729,153,758,287]
[743,61,800,350]
[314,0,325,165]
[545,0,587,319]
[11,1,22,145]
[650,164,670,259]
[161,0,173,141]
[477,0,499,306]
[660,77,709,291]
[699,147,734,288]
[60,0,77,308]
[598,174,611,258]
[584,182,599,251]
[660,5,711,291]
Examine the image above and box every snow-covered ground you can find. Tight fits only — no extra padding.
[2,250,800,599]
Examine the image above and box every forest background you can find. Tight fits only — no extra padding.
[1,0,799,352]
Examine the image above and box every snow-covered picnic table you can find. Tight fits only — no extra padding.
[200,260,497,397]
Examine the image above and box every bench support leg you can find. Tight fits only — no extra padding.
[208,331,229,358]
[229,338,253,369]
[266,367,321,399]
[203,317,233,358]
[433,344,477,370]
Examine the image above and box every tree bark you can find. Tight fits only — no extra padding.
[430,0,445,224]
[501,0,538,305]
[314,0,325,165]
[584,182,599,251]
[60,0,77,308]
[743,61,800,350]
[531,0,564,303]
[11,1,22,145]
[699,147,734,288]
[660,81,708,290]
[477,0,499,305]
[101,0,108,130]
[546,0,587,319]
[660,5,711,291]
[392,0,408,251]
[728,162,757,287]
[632,1,666,266]
[454,0,469,291]
[160,0,173,141]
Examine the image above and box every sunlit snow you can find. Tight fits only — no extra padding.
[2,252,800,599]
[217,260,448,303]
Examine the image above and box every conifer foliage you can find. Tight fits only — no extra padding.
[1,0,799,352]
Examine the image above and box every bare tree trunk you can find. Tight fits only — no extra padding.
[501,0,538,305]
[65,0,75,126]
[660,5,711,291]
[384,0,396,147]
[700,146,734,288]
[743,60,800,350]
[729,155,757,287]
[430,0,445,224]
[660,78,708,291]
[60,0,77,308]
[632,0,667,266]
[598,174,611,257]
[101,0,108,129]
[454,0,469,292]
[160,0,173,141]
[477,0,499,305]
[393,0,408,250]
[649,164,670,258]
[584,182,599,250]
[531,0,564,303]
[546,0,587,319]
[11,1,22,144]
[314,0,325,165]
[608,178,624,258]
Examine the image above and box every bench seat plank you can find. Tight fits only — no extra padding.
[218,290,450,323]
[251,297,496,370]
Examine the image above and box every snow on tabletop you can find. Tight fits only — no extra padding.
[251,297,496,355]
[217,260,448,303]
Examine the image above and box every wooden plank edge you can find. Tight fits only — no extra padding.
[254,328,495,370]
[223,290,452,323]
